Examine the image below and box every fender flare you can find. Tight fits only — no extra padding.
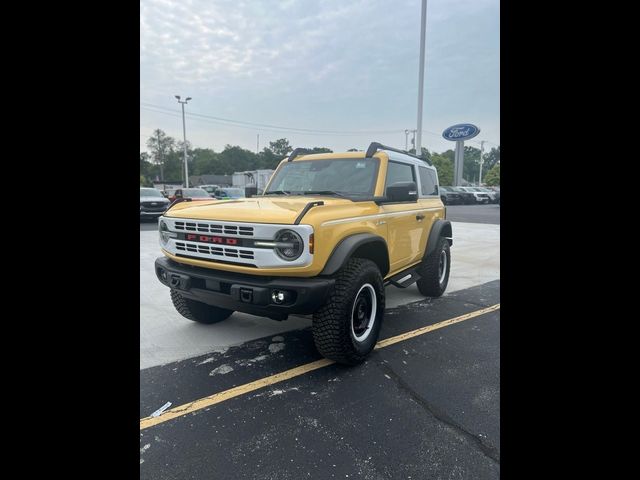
[320,233,389,276]
[425,219,453,258]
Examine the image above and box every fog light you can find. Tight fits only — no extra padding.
[271,290,287,304]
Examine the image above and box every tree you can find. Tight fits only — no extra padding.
[258,148,281,170]
[217,145,259,174]
[146,129,176,182]
[484,163,500,186]
[463,146,481,184]
[190,148,220,175]
[306,147,333,154]
[431,153,454,186]
[483,146,500,171]
[140,152,153,177]
[347,148,359,152]
[267,138,292,157]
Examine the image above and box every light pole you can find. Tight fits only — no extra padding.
[175,95,192,187]
[404,129,410,150]
[415,0,428,156]
[478,140,485,185]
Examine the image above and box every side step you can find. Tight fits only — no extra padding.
[385,266,422,288]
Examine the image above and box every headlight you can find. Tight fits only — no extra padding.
[274,229,304,261]
[159,219,177,245]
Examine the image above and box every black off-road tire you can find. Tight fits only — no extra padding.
[416,236,451,297]
[312,258,385,365]
[170,289,234,324]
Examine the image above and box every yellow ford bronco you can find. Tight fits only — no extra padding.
[155,142,452,364]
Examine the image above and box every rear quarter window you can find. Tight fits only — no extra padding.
[419,167,438,196]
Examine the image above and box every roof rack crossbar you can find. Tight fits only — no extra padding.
[365,142,432,165]
[287,148,308,162]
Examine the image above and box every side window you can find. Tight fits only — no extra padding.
[419,167,438,196]
[386,161,415,189]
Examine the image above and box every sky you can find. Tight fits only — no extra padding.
[140,0,499,155]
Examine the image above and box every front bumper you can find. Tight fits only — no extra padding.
[155,256,335,320]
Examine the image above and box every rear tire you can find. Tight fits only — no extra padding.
[312,258,385,365]
[170,289,234,324]
[416,236,451,297]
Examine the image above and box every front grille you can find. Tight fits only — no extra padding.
[175,241,255,260]
[174,221,254,236]
[142,201,168,209]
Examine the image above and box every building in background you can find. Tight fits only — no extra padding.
[232,170,275,191]
[189,174,233,187]
[151,181,182,192]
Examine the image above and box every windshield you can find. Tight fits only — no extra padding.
[265,158,379,198]
[140,188,163,197]
[184,188,210,197]
[201,186,217,193]
[218,188,245,198]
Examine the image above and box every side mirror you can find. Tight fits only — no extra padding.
[385,181,419,203]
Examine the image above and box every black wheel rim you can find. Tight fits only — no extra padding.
[438,249,448,284]
[350,284,377,341]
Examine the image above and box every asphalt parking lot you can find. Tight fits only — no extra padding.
[444,204,500,225]
[140,206,500,479]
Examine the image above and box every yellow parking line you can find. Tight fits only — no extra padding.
[375,303,501,349]
[140,303,500,430]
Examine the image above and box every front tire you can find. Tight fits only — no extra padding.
[170,289,234,324]
[416,236,451,297]
[312,258,385,365]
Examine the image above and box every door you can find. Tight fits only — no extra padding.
[382,161,424,273]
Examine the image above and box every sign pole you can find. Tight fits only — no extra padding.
[454,140,464,186]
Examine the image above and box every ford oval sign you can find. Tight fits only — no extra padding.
[442,124,480,141]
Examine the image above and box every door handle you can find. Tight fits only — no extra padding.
[416,214,425,221]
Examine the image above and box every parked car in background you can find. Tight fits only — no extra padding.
[458,187,491,204]
[214,187,246,200]
[198,184,220,198]
[439,186,464,205]
[168,188,214,203]
[476,187,499,204]
[140,187,170,220]
[448,186,476,204]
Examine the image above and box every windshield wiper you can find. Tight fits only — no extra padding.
[302,190,349,199]
[263,190,291,196]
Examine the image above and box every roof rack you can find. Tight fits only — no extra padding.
[365,142,432,166]
[287,148,308,162]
